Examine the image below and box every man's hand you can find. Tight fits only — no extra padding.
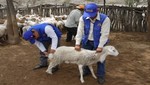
[50,49,55,54]
[43,49,55,57]
[75,45,81,51]
[96,47,103,53]
[43,51,49,57]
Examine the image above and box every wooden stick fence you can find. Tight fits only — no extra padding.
[0,4,147,32]
[102,6,147,32]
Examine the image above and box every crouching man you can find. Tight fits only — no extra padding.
[23,23,62,72]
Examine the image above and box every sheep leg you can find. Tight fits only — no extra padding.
[88,65,97,79]
[78,64,85,83]
[46,62,58,74]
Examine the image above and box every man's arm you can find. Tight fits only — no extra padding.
[98,17,110,49]
[34,41,49,56]
[75,16,84,51]
[45,25,58,53]
[34,40,46,52]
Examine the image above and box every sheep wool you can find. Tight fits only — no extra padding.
[46,46,119,83]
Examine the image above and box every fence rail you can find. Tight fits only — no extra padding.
[0,4,147,32]
[19,5,75,17]
[103,6,147,32]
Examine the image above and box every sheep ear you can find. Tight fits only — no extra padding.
[108,48,112,52]
[108,47,114,53]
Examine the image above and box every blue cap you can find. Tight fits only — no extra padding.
[83,3,98,18]
[23,30,35,44]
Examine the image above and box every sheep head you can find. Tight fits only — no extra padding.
[104,46,119,56]
[99,46,119,63]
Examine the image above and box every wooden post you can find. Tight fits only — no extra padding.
[104,0,106,13]
[147,0,150,40]
[39,4,43,17]
[6,0,20,44]
[0,9,2,19]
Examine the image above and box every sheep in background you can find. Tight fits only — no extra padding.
[55,15,67,33]
[16,11,25,29]
[39,15,56,25]
[0,24,7,38]
[22,25,31,35]
[46,46,119,83]
[0,20,7,40]
[55,20,66,32]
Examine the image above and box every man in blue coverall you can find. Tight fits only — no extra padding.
[23,23,62,72]
[75,3,110,84]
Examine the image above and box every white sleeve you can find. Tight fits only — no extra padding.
[75,16,84,45]
[34,40,46,52]
[98,17,110,48]
[45,25,58,50]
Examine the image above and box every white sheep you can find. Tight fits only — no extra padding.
[46,46,119,83]
[22,25,31,35]
[55,20,66,31]
[0,25,6,38]
[40,17,57,25]
[0,20,7,38]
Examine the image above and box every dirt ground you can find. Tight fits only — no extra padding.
[0,32,150,85]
